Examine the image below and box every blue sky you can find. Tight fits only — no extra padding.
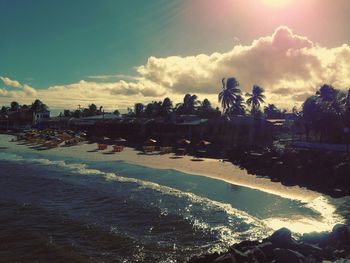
[1,0,350,110]
[0,0,186,87]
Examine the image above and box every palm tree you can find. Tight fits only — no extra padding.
[218,78,241,113]
[161,97,173,115]
[246,85,265,114]
[176,94,200,114]
[229,95,246,116]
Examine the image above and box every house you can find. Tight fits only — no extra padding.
[33,109,50,125]
[7,109,35,129]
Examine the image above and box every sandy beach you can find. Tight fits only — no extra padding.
[0,134,320,202]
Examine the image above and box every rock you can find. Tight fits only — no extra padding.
[273,248,305,263]
[246,247,266,263]
[228,248,249,262]
[332,224,350,244]
[213,254,236,263]
[188,253,220,263]
[230,240,260,252]
[289,242,323,261]
[300,232,330,248]
[257,242,274,261]
[267,228,293,247]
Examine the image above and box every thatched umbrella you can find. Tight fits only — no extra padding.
[115,137,127,143]
[177,139,191,145]
[197,140,211,147]
[145,138,157,145]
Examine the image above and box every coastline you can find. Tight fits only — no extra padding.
[0,134,324,202]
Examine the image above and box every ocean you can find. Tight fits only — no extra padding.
[0,134,348,262]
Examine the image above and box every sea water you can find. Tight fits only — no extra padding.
[0,134,348,262]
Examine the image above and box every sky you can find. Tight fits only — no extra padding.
[1,0,350,111]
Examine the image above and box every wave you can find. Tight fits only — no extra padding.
[0,150,345,238]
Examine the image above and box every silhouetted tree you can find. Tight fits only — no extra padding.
[31,99,48,113]
[218,77,241,113]
[134,103,144,117]
[176,94,200,115]
[264,104,285,119]
[246,85,265,115]
[10,101,20,111]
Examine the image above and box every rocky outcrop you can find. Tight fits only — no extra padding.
[227,147,350,198]
[188,225,350,263]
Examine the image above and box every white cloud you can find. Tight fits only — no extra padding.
[0,76,37,101]
[2,26,350,110]
[0,76,21,88]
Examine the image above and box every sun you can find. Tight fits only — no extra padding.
[261,0,292,8]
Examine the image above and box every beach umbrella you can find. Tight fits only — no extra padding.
[145,138,157,145]
[177,139,191,145]
[197,140,211,146]
[115,137,127,142]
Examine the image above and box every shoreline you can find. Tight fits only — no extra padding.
[0,133,326,202]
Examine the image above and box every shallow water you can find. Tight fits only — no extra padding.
[0,134,347,262]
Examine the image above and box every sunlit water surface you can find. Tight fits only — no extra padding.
[0,135,347,262]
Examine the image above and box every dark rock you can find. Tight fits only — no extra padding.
[289,242,323,261]
[188,252,220,263]
[230,240,260,252]
[332,224,350,244]
[266,228,293,247]
[246,247,266,263]
[257,242,274,261]
[213,254,236,263]
[229,248,249,262]
[300,232,330,248]
[273,248,305,263]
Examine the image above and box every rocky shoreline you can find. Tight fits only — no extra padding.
[188,225,350,263]
[227,147,350,198]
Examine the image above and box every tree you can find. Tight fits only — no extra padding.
[246,85,265,114]
[145,101,162,118]
[228,95,246,116]
[197,98,221,118]
[264,104,285,119]
[176,94,200,115]
[134,103,144,117]
[302,85,347,142]
[218,77,241,112]
[63,110,72,117]
[161,97,173,115]
[316,84,337,101]
[10,101,20,111]
[114,109,120,116]
[0,106,8,115]
[88,104,97,113]
[31,99,48,113]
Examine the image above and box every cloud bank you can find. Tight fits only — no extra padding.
[1,26,350,110]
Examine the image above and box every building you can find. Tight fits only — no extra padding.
[33,109,50,125]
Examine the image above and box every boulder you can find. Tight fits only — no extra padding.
[273,248,305,263]
[332,224,350,244]
[228,248,249,262]
[230,240,260,252]
[266,228,293,247]
[257,242,274,261]
[246,247,266,263]
[289,242,323,261]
